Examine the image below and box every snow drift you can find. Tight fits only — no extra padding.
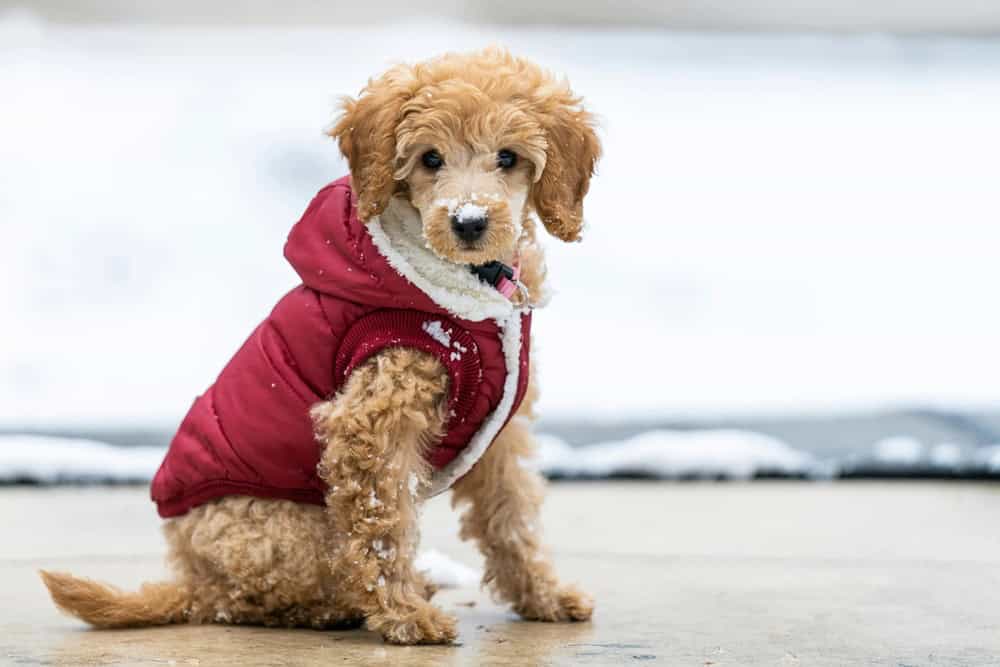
[4,431,999,485]
[534,430,819,479]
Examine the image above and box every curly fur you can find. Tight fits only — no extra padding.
[451,372,594,622]
[41,48,599,645]
[329,47,600,245]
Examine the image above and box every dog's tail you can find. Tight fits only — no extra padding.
[39,570,189,628]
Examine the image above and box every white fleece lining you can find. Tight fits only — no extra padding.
[367,198,514,323]
[425,312,522,497]
[364,197,526,496]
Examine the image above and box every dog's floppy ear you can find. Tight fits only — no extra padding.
[329,70,414,221]
[530,100,601,242]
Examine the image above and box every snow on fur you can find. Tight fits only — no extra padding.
[453,202,487,222]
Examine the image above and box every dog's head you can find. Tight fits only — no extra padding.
[329,49,601,266]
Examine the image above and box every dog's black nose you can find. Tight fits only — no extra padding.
[451,215,488,242]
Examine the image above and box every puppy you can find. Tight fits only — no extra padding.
[41,48,601,646]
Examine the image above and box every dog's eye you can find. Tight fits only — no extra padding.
[497,149,517,170]
[421,150,444,171]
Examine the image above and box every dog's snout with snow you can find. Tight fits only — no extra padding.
[450,202,488,243]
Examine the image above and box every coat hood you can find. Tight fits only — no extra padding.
[284,177,517,323]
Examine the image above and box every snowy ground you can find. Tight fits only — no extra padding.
[3,431,998,484]
[3,11,1000,430]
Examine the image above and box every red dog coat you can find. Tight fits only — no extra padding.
[151,177,531,517]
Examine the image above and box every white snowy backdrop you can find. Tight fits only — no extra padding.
[2,10,1000,473]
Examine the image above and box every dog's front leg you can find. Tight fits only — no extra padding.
[312,348,457,645]
[451,414,594,623]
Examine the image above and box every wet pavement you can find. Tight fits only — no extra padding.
[3,482,1000,665]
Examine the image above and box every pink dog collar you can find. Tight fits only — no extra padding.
[470,260,524,302]
[496,263,520,299]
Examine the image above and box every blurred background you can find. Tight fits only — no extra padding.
[3,1,1000,482]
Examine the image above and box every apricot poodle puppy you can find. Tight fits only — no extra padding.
[41,48,601,645]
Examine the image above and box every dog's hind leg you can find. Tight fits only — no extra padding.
[450,385,594,623]
[312,347,457,645]
[39,497,361,631]
[162,496,360,629]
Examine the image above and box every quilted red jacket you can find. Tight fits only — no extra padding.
[151,177,531,518]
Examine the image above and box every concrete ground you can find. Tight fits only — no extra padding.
[2,482,999,666]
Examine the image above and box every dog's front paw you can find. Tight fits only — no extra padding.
[515,584,594,623]
[370,603,458,645]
